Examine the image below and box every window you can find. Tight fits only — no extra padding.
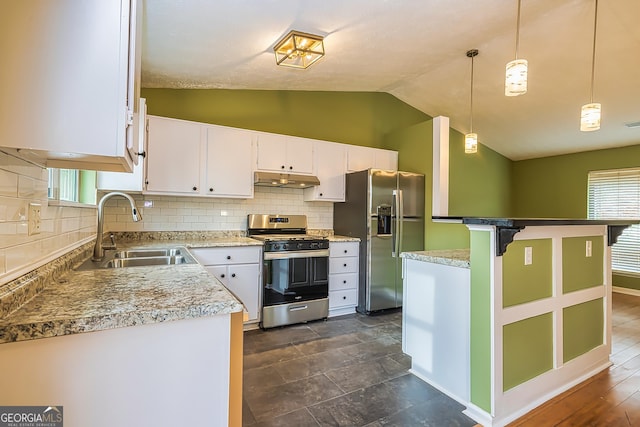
[48,168,96,205]
[588,168,640,275]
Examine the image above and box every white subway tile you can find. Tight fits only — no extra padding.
[0,169,18,198]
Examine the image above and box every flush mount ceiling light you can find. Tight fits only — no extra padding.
[505,0,528,96]
[273,30,325,69]
[465,49,479,154]
[581,0,601,132]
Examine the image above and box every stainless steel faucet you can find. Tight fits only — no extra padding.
[92,192,142,261]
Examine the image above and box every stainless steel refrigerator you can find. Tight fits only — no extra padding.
[333,169,425,314]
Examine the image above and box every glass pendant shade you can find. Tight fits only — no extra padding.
[580,102,601,131]
[465,133,478,154]
[274,30,324,69]
[505,59,528,96]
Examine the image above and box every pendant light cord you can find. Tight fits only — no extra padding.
[590,0,599,103]
[470,55,474,132]
[515,0,522,59]
[466,49,478,133]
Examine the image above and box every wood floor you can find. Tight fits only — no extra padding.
[507,292,640,427]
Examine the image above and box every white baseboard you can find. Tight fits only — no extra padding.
[612,286,640,297]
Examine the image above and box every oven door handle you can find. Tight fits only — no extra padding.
[263,249,330,260]
[289,304,308,312]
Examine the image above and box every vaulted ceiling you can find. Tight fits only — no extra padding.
[141,0,640,160]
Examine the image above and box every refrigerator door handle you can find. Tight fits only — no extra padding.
[397,189,404,256]
[392,189,403,257]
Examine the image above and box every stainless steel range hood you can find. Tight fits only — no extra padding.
[254,171,320,189]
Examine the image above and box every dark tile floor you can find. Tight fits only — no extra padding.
[242,310,476,426]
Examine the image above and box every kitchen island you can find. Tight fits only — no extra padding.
[402,218,638,427]
[0,234,261,427]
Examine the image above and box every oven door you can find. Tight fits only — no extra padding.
[263,250,329,306]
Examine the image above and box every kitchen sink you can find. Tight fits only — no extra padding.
[76,246,196,270]
[114,248,185,258]
[104,255,192,268]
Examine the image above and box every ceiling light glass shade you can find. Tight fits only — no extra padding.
[274,30,324,69]
[505,59,528,96]
[580,102,601,131]
[465,133,478,154]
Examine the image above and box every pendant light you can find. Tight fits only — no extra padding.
[505,0,528,96]
[581,0,601,131]
[465,49,479,154]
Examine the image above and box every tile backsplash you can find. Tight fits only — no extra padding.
[0,150,96,287]
[0,150,334,288]
[102,186,334,232]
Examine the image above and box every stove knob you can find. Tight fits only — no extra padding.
[282,243,288,250]
[297,242,304,249]
[310,242,319,249]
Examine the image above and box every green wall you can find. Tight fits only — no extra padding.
[386,120,512,250]
[470,230,492,412]
[449,131,512,218]
[502,239,553,307]
[512,144,640,290]
[503,313,554,391]
[142,89,428,149]
[512,144,640,218]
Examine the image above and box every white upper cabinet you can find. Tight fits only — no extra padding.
[346,145,398,172]
[97,99,147,192]
[0,0,142,172]
[256,133,314,174]
[144,116,254,198]
[205,125,254,198]
[304,141,346,202]
[374,149,399,171]
[145,116,203,195]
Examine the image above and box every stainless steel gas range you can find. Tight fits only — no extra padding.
[248,214,329,329]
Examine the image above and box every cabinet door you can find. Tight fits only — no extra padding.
[256,133,313,174]
[286,137,314,174]
[204,266,228,286]
[304,141,345,202]
[346,145,376,172]
[226,264,261,322]
[206,126,254,198]
[374,149,399,171]
[256,133,288,172]
[145,116,202,194]
[0,0,140,172]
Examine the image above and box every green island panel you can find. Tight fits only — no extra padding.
[470,230,492,413]
[563,298,604,363]
[562,236,604,293]
[503,313,554,391]
[502,239,553,307]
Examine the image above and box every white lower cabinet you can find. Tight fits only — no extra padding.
[190,246,262,328]
[328,241,360,317]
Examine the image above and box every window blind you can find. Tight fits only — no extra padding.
[588,168,640,274]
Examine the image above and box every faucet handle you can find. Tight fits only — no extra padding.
[103,233,117,250]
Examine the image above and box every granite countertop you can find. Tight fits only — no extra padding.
[0,234,261,345]
[0,231,360,345]
[401,249,470,269]
[327,235,360,242]
[0,264,242,344]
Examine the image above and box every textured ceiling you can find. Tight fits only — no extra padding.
[141,0,640,160]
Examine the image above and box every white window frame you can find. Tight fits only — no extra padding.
[587,168,640,276]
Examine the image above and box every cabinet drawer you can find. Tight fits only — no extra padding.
[329,289,358,309]
[330,272,358,291]
[190,246,261,265]
[330,257,358,274]
[329,242,359,258]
